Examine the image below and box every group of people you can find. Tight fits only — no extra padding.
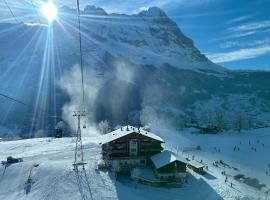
[233,139,266,153]
[265,163,270,176]
[224,176,234,187]
[214,146,221,152]
[213,161,219,167]
[233,146,240,151]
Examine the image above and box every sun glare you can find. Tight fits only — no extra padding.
[41,0,58,23]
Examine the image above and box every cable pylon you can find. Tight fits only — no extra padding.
[73,111,86,170]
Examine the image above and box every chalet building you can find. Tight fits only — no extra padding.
[100,126,164,171]
[100,126,204,186]
[187,160,204,174]
[150,150,187,182]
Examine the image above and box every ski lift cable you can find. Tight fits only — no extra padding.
[0,93,48,114]
[76,0,86,111]
[2,0,19,23]
[0,93,27,106]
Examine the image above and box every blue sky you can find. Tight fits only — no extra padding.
[1,0,270,70]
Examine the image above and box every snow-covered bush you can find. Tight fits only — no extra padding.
[98,120,111,135]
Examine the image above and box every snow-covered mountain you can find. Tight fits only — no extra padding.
[0,6,270,137]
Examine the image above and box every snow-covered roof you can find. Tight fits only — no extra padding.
[100,126,164,144]
[188,160,204,169]
[151,150,187,169]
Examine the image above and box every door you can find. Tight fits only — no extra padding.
[129,139,138,156]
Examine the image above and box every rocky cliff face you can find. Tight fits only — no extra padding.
[0,6,269,137]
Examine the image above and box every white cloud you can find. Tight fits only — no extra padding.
[226,15,253,24]
[229,20,270,32]
[208,45,270,63]
[219,38,270,49]
[212,20,270,42]
[219,41,240,49]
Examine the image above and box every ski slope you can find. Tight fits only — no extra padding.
[0,128,270,200]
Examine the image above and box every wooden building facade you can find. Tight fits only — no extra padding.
[187,160,204,174]
[151,150,187,182]
[101,126,164,171]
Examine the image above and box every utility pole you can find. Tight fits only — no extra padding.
[73,111,86,170]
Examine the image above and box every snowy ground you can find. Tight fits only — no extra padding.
[1,128,270,200]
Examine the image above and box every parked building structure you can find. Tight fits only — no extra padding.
[100,125,203,186]
[100,125,164,171]
[187,160,204,174]
[150,150,187,181]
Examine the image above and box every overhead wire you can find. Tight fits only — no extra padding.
[0,92,49,115]
[2,0,19,23]
[0,93,27,106]
[76,0,86,111]
[73,2,93,199]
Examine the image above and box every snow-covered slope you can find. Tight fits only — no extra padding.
[1,128,270,200]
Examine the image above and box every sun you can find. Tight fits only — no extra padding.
[41,0,58,23]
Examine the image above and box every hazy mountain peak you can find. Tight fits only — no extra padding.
[84,5,108,16]
[138,7,168,18]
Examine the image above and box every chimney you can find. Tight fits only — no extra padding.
[126,125,129,131]
[121,127,123,131]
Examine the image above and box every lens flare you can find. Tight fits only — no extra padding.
[41,0,57,22]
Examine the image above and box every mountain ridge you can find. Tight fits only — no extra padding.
[0,6,270,137]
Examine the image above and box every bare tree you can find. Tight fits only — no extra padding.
[200,108,214,128]
[234,110,249,132]
[98,120,111,135]
[214,109,227,131]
